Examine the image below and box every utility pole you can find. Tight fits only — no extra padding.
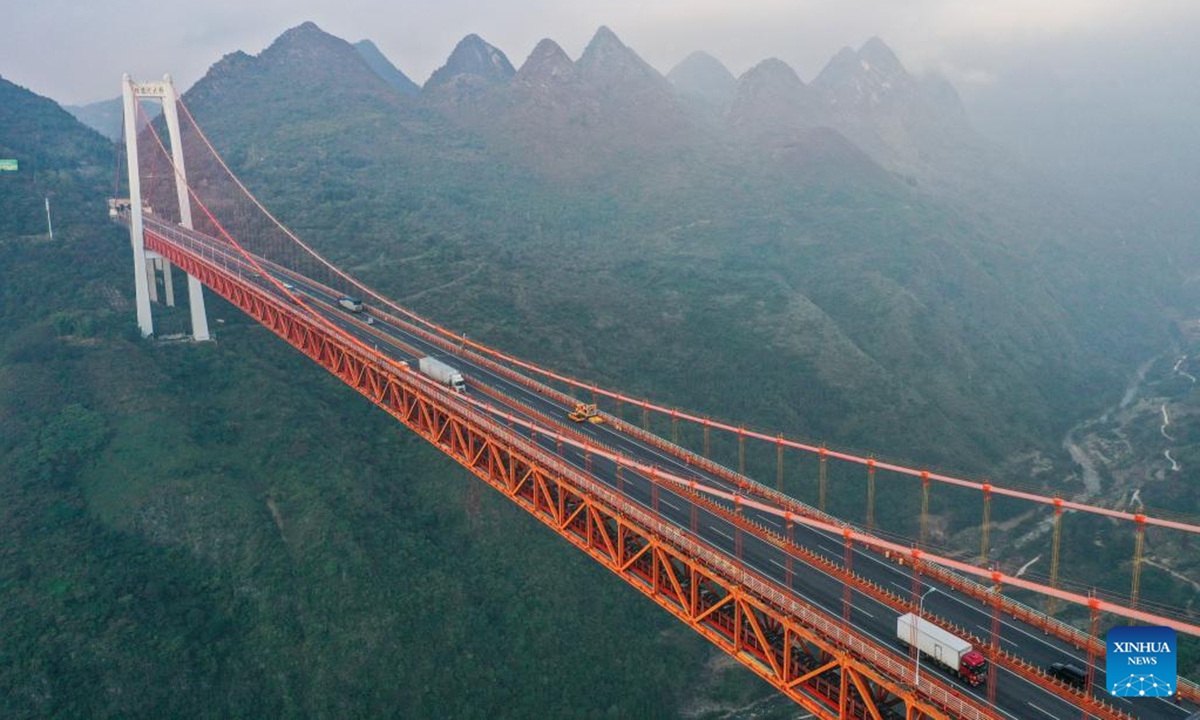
[913,587,937,687]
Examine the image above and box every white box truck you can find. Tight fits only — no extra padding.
[418,357,466,393]
[897,613,987,686]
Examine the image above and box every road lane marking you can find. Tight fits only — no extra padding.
[975,625,1019,648]
[302,272,1068,720]
[739,556,1018,720]
[157,244,1032,715]
[1024,702,1058,719]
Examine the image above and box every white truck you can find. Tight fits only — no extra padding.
[338,296,363,313]
[418,356,467,393]
[896,613,987,686]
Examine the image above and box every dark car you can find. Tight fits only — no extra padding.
[1048,662,1087,689]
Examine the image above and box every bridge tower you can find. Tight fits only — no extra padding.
[121,74,210,341]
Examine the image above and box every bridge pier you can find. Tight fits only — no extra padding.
[145,254,160,304]
[121,73,210,341]
[161,257,175,306]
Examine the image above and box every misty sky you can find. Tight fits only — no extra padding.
[3,0,1198,106]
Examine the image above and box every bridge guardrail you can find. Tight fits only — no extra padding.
[145,218,1193,714]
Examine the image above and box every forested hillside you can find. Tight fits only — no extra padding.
[0,77,114,238]
[3,16,1197,715]
[0,78,781,717]
[178,23,1162,476]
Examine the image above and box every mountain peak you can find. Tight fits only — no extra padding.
[354,39,420,96]
[588,25,623,51]
[813,37,914,108]
[859,37,902,69]
[742,57,804,86]
[426,33,515,90]
[185,22,402,117]
[730,57,825,135]
[270,21,335,50]
[255,21,368,75]
[579,26,633,69]
[668,51,736,106]
[284,20,322,36]
[514,38,574,88]
[858,37,906,77]
[671,51,731,76]
[577,26,668,90]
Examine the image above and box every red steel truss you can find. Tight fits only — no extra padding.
[146,227,1022,720]
[260,254,1186,705]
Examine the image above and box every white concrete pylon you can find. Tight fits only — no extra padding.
[122,73,211,341]
[161,74,210,341]
[122,73,154,337]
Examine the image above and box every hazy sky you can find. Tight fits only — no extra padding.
[2,0,1197,105]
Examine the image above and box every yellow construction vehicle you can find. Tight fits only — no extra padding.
[567,402,605,424]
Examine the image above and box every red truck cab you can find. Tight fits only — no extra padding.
[960,650,988,686]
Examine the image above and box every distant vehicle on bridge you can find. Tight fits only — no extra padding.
[568,402,605,424]
[1048,661,1087,689]
[897,613,988,686]
[338,296,363,313]
[418,356,466,394]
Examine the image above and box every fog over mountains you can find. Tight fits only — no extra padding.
[7,18,1200,716]
[67,23,974,184]
[404,23,977,185]
[36,19,1192,492]
[124,19,1165,473]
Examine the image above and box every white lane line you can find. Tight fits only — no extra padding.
[660,500,681,513]
[181,256,1032,719]
[873,551,1090,669]
[326,264,1066,719]
[738,555,1019,720]
[1024,701,1059,719]
[783,565,877,619]
[362,297,745,503]
[890,581,1036,652]
[367,302,749,511]
[976,625,1020,648]
[449,356,728,508]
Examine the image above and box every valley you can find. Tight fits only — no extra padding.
[3,10,1200,716]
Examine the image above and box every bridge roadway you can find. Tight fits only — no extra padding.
[147,216,1193,719]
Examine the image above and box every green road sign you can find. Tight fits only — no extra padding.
[0,159,17,171]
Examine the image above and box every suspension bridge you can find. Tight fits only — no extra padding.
[117,74,1200,719]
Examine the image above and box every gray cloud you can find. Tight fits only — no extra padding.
[1,0,1197,106]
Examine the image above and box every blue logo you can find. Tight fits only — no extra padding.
[1106,626,1176,697]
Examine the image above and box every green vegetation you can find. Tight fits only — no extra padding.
[1,78,786,716]
[171,24,1172,554]
[2,16,1198,714]
[0,78,113,239]
[0,216,788,717]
